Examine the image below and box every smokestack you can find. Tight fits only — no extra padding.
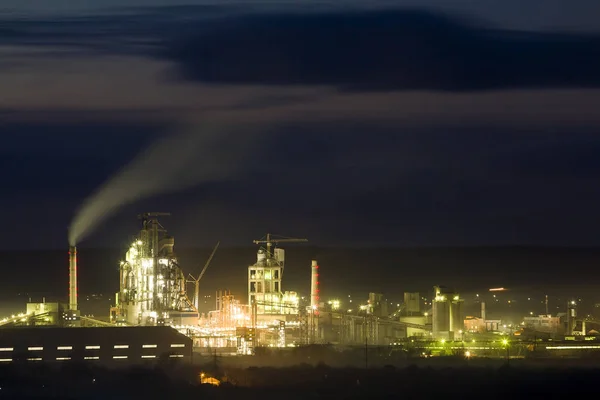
[481,301,486,321]
[310,260,319,313]
[69,246,77,311]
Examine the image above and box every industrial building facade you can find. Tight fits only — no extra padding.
[432,286,463,340]
[0,326,192,365]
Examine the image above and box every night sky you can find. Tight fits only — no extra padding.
[2,0,600,251]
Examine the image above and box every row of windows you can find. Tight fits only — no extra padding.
[0,354,186,362]
[249,269,280,280]
[250,281,280,293]
[0,344,186,352]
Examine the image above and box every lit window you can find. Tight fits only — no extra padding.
[0,348,13,352]
[114,345,129,349]
[169,354,184,358]
[113,355,128,359]
[56,357,71,361]
[170,344,185,348]
[142,344,157,348]
[84,356,100,360]
[28,358,42,361]
[28,347,43,351]
[85,346,100,350]
[141,355,156,359]
[0,359,12,362]
[57,346,72,350]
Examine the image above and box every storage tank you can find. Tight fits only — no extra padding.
[404,292,421,315]
[257,249,267,264]
[432,286,462,340]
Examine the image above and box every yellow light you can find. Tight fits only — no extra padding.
[465,351,471,358]
[502,339,509,346]
[332,300,340,311]
[441,339,446,344]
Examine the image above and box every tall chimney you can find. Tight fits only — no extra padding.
[69,246,77,311]
[310,260,319,313]
[481,301,486,321]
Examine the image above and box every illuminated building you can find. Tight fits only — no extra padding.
[524,314,564,335]
[367,293,388,317]
[112,213,196,326]
[0,326,192,365]
[404,292,420,315]
[248,234,306,315]
[432,286,463,340]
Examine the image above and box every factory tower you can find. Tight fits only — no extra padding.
[432,285,463,340]
[249,234,307,315]
[113,213,196,326]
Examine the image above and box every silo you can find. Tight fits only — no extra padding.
[432,286,463,340]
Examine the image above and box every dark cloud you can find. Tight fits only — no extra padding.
[3,7,600,92]
[3,5,600,250]
[142,122,600,247]
[164,9,600,91]
[2,108,600,249]
[0,5,234,57]
[0,111,169,194]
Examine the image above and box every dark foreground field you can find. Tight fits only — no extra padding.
[0,360,597,399]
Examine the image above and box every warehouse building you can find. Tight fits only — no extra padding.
[0,326,192,365]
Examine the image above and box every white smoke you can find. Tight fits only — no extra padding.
[68,123,248,246]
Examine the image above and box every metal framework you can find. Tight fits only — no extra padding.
[248,233,307,315]
[114,213,196,326]
[187,242,220,312]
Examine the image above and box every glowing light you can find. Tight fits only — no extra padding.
[465,351,471,358]
[502,339,509,346]
[330,299,340,311]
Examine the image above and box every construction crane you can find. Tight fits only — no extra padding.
[252,233,308,255]
[188,241,220,312]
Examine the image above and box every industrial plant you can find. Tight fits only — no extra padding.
[2,212,600,366]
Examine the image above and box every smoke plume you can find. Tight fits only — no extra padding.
[68,123,246,246]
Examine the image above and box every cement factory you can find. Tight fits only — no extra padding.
[2,212,600,365]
